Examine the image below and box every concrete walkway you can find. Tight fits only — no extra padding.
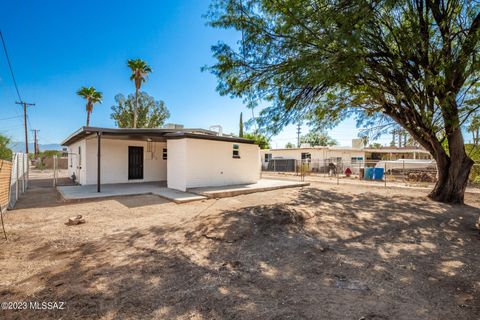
[57,182,206,204]
[58,179,309,203]
[188,179,310,198]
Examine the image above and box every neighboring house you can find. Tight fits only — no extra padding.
[61,127,260,192]
[260,142,432,171]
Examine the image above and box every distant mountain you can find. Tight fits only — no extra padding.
[9,142,62,153]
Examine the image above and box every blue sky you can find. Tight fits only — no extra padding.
[0,0,388,148]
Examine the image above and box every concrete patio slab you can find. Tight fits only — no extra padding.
[188,179,310,198]
[57,182,207,204]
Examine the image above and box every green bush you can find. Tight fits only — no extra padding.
[470,164,480,185]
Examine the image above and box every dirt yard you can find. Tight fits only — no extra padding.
[1,175,480,319]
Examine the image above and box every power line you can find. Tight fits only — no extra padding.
[0,30,22,102]
[0,115,22,121]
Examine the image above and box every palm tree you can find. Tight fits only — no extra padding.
[467,115,480,145]
[77,86,103,127]
[127,59,152,128]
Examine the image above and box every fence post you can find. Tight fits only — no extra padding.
[53,156,56,187]
[15,154,19,203]
[22,154,25,193]
[384,161,387,187]
[337,162,339,185]
[25,154,29,189]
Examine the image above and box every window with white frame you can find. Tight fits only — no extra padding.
[78,146,82,167]
[264,153,272,163]
[163,148,167,160]
[233,144,240,158]
[301,152,311,162]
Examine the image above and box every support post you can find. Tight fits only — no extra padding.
[384,161,387,187]
[97,132,101,193]
[15,154,19,201]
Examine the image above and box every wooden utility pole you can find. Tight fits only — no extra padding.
[31,129,39,158]
[15,101,35,154]
[296,123,301,148]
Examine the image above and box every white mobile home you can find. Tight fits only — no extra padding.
[62,127,261,192]
[260,144,432,171]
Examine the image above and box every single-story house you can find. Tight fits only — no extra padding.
[260,141,432,171]
[61,127,261,192]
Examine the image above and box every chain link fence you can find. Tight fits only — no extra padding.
[262,158,480,190]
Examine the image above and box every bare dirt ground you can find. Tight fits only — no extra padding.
[1,171,480,319]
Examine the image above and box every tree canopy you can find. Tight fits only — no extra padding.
[300,131,338,147]
[206,0,480,203]
[77,86,103,127]
[127,59,153,128]
[243,132,270,149]
[111,92,170,128]
[468,114,480,145]
[0,134,12,161]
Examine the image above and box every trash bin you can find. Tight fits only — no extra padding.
[373,168,385,180]
[365,168,374,180]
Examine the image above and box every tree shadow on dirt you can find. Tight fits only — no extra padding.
[3,187,480,319]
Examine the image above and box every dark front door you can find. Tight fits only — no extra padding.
[128,146,144,180]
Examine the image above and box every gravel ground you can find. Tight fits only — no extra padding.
[1,171,479,319]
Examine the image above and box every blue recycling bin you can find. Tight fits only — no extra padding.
[373,168,385,180]
[364,168,374,180]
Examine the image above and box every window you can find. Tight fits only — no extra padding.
[351,157,363,164]
[233,144,240,158]
[301,152,311,162]
[78,146,82,167]
[162,148,167,160]
[264,153,272,163]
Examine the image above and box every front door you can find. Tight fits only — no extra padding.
[128,146,144,180]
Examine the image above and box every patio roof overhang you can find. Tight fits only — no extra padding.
[61,126,221,146]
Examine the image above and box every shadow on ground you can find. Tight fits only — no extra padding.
[3,188,480,319]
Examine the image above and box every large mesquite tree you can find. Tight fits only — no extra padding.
[206,0,480,204]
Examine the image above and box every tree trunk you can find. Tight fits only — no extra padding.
[133,88,138,128]
[428,130,474,204]
[86,111,90,127]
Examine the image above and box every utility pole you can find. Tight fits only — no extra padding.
[15,101,35,154]
[296,123,301,148]
[31,129,39,158]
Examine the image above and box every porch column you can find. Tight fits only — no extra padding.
[97,131,101,193]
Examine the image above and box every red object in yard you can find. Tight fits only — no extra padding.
[344,167,352,177]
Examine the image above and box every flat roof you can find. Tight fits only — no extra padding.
[164,132,255,144]
[61,126,254,146]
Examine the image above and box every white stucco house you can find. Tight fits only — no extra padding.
[61,127,261,192]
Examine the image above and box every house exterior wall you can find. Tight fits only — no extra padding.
[259,148,366,169]
[67,139,87,184]
[68,137,167,185]
[260,147,431,168]
[167,138,260,191]
[166,139,187,191]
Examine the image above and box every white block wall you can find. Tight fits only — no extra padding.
[167,138,260,191]
[166,139,187,191]
[67,139,87,185]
